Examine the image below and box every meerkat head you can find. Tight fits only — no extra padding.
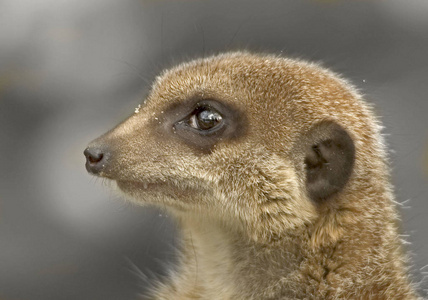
[84,52,382,243]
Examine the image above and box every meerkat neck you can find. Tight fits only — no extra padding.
[161,206,417,300]
[156,211,239,299]
[167,210,311,299]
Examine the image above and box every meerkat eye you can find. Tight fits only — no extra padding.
[170,99,245,152]
[188,106,223,130]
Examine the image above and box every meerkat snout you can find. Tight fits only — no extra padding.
[84,146,110,175]
[84,52,421,299]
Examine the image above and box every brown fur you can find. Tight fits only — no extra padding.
[86,52,421,299]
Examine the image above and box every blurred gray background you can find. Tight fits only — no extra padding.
[0,0,427,299]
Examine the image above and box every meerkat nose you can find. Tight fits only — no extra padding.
[84,146,108,175]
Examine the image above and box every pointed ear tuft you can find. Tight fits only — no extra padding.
[303,121,355,202]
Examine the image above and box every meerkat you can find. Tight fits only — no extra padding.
[84,52,421,299]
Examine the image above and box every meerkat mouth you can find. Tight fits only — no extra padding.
[116,179,206,206]
[116,180,162,192]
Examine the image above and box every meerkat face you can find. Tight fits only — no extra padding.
[84,52,359,240]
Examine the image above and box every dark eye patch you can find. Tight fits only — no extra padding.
[160,98,246,154]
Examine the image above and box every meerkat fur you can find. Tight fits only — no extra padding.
[85,52,422,299]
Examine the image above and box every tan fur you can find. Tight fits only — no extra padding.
[87,52,421,299]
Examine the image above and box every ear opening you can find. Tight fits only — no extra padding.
[303,121,355,202]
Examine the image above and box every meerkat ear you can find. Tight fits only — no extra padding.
[303,121,355,202]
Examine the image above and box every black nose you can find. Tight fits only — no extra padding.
[84,147,108,175]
